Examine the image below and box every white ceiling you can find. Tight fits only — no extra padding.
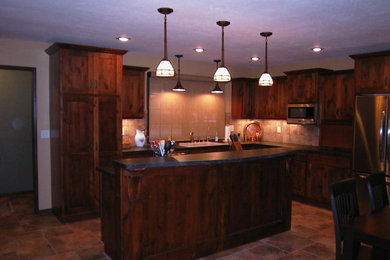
[1,0,390,68]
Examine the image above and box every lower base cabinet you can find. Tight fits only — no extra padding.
[292,152,352,206]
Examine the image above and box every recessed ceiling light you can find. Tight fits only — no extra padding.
[117,36,130,42]
[251,57,260,61]
[311,47,324,53]
[194,48,205,53]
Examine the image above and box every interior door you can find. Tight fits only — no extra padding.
[0,68,34,194]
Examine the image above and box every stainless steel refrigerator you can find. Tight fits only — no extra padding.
[353,95,390,212]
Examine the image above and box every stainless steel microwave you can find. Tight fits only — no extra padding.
[287,104,317,125]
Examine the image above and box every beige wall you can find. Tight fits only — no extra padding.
[0,37,356,210]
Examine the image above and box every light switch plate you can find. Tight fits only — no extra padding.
[40,130,50,138]
[276,126,282,134]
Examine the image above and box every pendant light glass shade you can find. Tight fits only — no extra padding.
[214,66,231,82]
[214,21,231,82]
[258,72,273,86]
[258,32,273,87]
[172,54,185,92]
[211,59,224,93]
[156,59,175,77]
[156,8,175,77]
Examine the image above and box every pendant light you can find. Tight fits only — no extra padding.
[172,54,185,92]
[214,21,231,82]
[258,32,273,87]
[156,7,175,77]
[211,59,223,94]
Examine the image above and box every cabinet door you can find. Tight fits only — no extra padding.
[354,56,390,94]
[319,71,355,122]
[287,72,317,104]
[306,154,351,204]
[93,96,122,206]
[291,153,307,197]
[62,95,96,215]
[231,78,256,119]
[91,52,122,95]
[97,96,122,166]
[122,69,145,118]
[61,49,92,94]
[256,76,287,119]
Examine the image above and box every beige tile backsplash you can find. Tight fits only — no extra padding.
[230,118,319,146]
[122,75,319,148]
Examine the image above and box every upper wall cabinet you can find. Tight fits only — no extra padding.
[351,51,390,94]
[255,76,288,119]
[318,70,355,151]
[45,43,125,96]
[285,68,331,104]
[318,70,355,122]
[122,66,149,118]
[231,78,257,119]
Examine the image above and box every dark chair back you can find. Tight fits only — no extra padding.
[367,173,389,212]
[329,178,360,260]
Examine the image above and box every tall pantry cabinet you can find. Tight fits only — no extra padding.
[46,43,127,222]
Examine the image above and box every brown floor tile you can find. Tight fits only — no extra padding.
[46,230,102,253]
[262,231,316,252]
[34,251,81,260]
[19,214,61,232]
[277,250,325,260]
[302,242,335,259]
[249,242,288,259]
[43,225,75,237]
[17,235,56,259]
[0,251,19,260]
[76,244,109,260]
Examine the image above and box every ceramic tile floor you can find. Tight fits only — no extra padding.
[0,193,336,260]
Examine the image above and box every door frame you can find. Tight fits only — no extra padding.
[0,65,38,213]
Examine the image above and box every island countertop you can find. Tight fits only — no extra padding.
[113,146,297,170]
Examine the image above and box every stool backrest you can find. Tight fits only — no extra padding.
[367,173,389,212]
[329,178,360,260]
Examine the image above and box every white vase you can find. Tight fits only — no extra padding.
[134,129,145,147]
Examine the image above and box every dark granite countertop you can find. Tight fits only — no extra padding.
[114,147,297,170]
[123,141,352,157]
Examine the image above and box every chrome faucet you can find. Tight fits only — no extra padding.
[189,132,194,142]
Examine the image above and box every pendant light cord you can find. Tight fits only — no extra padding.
[164,14,168,59]
[177,56,181,81]
[265,36,268,72]
[221,26,225,67]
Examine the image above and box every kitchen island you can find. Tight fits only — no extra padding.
[99,147,295,260]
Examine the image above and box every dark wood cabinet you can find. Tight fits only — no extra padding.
[122,66,148,118]
[101,155,292,259]
[56,47,123,95]
[231,78,256,119]
[46,43,126,222]
[292,152,352,206]
[291,153,307,197]
[319,70,355,122]
[351,50,390,94]
[318,70,355,150]
[232,76,287,119]
[62,95,96,215]
[306,153,351,204]
[285,68,331,104]
[256,76,288,119]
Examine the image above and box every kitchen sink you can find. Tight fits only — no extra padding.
[178,141,227,148]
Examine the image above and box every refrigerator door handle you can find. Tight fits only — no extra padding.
[380,110,386,165]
